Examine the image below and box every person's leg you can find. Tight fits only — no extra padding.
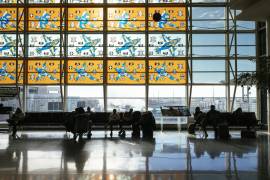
[12,124,17,138]
[213,125,218,139]
[110,122,113,137]
[202,125,208,138]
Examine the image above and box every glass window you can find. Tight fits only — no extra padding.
[28,34,60,57]
[107,34,145,57]
[230,86,257,112]
[0,60,23,84]
[148,7,186,31]
[108,60,145,84]
[107,86,145,111]
[28,60,61,84]
[28,8,61,31]
[192,72,226,84]
[67,60,103,84]
[68,34,103,57]
[149,60,186,84]
[193,34,225,46]
[68,8,103,31]
[67,86,104,112]
[149,85,186,118]
[149,34,185,57]
[108,8,145,31]
[0,34,24,57]
[27,86,63,112]
[192,60,225,72]
[0,8,24,31]
[191,86,226,112]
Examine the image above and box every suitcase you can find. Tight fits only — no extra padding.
[188,123,196,134]
[241,129,256,138]
[218,124,230,139]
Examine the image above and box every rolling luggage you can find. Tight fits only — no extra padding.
[218,124,230,139]
[241,129,256,138]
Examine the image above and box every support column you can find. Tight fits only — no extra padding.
[266,19,270,133]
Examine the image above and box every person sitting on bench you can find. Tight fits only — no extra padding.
[7,108,25,138]
[206,105,220,139]
[108,109,120,137]
[194,107,208,138]
[119,108,133,137]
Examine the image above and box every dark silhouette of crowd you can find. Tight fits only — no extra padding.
[64,107,156,141]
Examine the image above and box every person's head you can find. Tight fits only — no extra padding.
[210,105,215,111]
[113,109,117,113]
[195,107,200,112]
[0,104,3,108]
[87,107,91,112]
[169,107,174,111]
[15,107,22,114]
[129,108,133,113]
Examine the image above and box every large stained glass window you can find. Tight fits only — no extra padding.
[27,60,61,84]
[67,60,103,84]
[108,60,145,84]
[0,0,256,116]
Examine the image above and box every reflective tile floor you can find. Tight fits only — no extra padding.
[0,130,269,180]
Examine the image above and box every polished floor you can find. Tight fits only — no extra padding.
[0,130,269,180]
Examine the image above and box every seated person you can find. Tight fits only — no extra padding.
[85,106,93,138]
[193,107,208,138]
[119,108,133,136]
[131,111,141,138]
[108,109,120,137]
[74,107,90,141]
[7,108,25,138]
[206,105,220,139]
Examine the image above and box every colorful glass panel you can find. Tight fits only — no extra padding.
[108,34,145,57]
[28,60,61,84]
[107,0,144,3]
[0,60,23,84]
[108,60,145,84]
[68,60,103,84]
[28,8,61,31]
[149,60,186,84]
[0,34,24,57]
[108,8,145,31]
[0,8,24,31]
[148,0,185,3]
[68,0,103,3]
[148,34,185,57]
[68,34,103,57]
[28,0,60,3]
[28,34,60,57]
[68,8,103,31]
[148,7,186,31]
[0,0,18,4]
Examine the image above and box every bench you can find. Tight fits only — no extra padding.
[10,111,134,138]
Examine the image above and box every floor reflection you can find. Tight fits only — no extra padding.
[0,131,268,180]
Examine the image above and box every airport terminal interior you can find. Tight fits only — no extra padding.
[0,0,270,179]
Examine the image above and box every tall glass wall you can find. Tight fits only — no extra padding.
[0,0,256,118]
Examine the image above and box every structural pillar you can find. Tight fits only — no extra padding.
[266,19,270,133]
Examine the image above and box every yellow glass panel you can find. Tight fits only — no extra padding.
[28,8,61,31]
[0,8,24,31]
[108,8,145,31]
[148,7,186,31]
[108,60,145,84]
[149,60,186,84]
[67,60,103,84]
[28,60,61,84]
[68,8,103,31]
[0,60,23,84]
